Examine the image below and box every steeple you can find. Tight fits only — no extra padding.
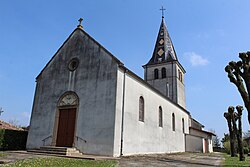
[146,16,177,65]
[143,12,186,109]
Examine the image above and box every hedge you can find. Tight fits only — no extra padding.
[0,129,28,150]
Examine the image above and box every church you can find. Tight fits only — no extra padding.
[26,15,214,157]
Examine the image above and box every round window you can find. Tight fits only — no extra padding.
[68,58,79,71]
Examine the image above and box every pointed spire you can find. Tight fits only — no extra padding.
[146,14,178,65]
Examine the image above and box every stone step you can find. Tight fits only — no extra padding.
[67,152,83,156]
[40,146,76,152]
[28,149,67,155]
[28,146,82,156]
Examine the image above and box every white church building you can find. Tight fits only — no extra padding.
[26,16,214,157]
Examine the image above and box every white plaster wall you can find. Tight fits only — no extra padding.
[176,66,186,108]
[202,138,206,153]
[208,139,213,153]
[112,68,124,157]
[116,69,190,156]
[27,29,118,156]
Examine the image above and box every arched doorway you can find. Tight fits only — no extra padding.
[55,92,79,147]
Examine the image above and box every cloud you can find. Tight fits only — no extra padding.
[184,52,209,66]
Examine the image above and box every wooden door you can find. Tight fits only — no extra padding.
[204,139,208,153]
[56,108,76,147]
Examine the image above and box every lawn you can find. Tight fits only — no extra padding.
[0,152,6,157]
[3,157,117,167]
[223,154,250,166]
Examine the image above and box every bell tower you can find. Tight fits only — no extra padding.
[143,12,186,109]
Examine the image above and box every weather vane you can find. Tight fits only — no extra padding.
[160,6,166,18]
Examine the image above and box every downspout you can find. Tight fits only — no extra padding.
[171,61,174,100]
[120,68,127,156]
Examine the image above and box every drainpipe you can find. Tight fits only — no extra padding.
[120,68,127,156]
[171,61,174,100]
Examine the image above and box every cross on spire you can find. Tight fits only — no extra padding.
[77,18,83,29]
[160,6,166,18]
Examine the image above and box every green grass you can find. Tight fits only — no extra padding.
[0,152,6,157]
[223,154,250,166]
[3,157,117,167]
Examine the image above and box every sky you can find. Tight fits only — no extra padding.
[0,0,250,140]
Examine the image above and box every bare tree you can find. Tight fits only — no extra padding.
[224,106,237,157]
[8,119,20,128]
[225,52,250,124]
[213,135,221,147]
[236,105,245,161]
[224,106,245,160]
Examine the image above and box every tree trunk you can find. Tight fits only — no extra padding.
[236,106,245,161]
[246,104,250,124]
[231,113,238,157]
[224,112,237,157]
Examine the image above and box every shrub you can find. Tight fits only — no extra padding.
[243,147,249,154]
[224,141,231,154]
[0,129,28,150]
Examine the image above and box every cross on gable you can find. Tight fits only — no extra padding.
[77,18,83,29]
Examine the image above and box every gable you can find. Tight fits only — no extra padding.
[36,27,123,81]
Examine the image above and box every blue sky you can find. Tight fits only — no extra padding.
[0,0,250,139]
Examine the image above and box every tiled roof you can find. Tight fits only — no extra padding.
[146,16,178,65]
[0,120,24,131]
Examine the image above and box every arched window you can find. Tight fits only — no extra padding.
[182,118,185,133]
[172,113,175,131]
[154,69,159,79]
[159,106,163,127]
[139,96,144,122]
[178,69,180,79]
[162,68,166,78]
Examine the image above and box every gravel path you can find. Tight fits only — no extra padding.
[118,152,224,167]
[0,151,224,167]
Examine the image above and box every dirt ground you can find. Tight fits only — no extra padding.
[118,152,224,167]
[0,151,224,167]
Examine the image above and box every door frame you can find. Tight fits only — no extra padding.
[51,91,79,147]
